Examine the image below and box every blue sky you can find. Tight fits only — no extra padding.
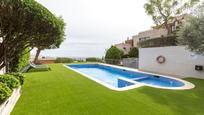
[33,0,153,58]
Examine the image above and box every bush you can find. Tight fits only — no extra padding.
[105,46,124,59]
[128,47,139,58]
[0,75,20,89]
[0,83,12,103]
[105,46,124,65]
[10,48,30,72]
[9,73,24,85]
[86,58,102,62]
[122,54,129,58]
[55,57,74,63]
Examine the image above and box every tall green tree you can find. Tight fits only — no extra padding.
[105,46,124,64]
[105,46,124,60]
[144,0,200,34]
[33,17,65,64]
[0,0,65,70]
[177,5,204,54]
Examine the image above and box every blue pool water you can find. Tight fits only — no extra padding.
[67,64,185,89]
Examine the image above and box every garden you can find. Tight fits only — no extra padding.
[11,64,204,115]
[0,0,204,115]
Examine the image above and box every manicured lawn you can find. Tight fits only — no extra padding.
[11,64,204,115]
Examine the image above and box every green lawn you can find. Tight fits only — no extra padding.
[11,64,204,115]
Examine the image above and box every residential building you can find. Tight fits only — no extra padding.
[133,15,186,47]
[115,38,133,54]
[133,28,168,47]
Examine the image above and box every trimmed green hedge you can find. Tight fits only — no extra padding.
[0,83,12,103]
[9,73,25,85]
[86,58,102,62]
[55,57,74,63]
[0,74,24,103]
[0,75,20,89]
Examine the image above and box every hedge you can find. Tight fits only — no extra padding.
[55,57,74,63]
[0,75,20,89]
[0,74,24,103]
[9,48,30,72]
[0,82,12,103]
[86,58,103,62]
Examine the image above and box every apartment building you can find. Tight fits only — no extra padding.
[133,28,168,47]
[133,15,186,47]
[115,38,133,54]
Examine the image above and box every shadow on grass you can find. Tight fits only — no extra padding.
[136,78,204,115]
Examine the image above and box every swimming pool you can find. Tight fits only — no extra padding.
[66,63,194,91]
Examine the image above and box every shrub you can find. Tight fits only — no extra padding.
[86,58,102,62]
[122,54,129,58]
[128,47,139,58]
[0,83,12,103]
[105,46,124,65]
[9,48,30,72]
[0,75,20,89]
[55,57,74,63]
[105,46,124,59]
[9,73,25,85]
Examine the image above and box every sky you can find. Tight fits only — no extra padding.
[34,0,153,58]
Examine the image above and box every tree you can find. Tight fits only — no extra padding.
[0,0,65,70]
[128,47,139,58]
[105,46,124,64]
[105,46,124,59]
[33,17,65,64]
[144,0,200,34]
[177,5,204,54]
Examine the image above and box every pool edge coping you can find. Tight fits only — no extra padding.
[64,63,195,91]
[63,64,143,91]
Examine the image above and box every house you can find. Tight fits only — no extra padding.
[132,28,168,47]
[115,38,133,54]
[133,15,186,47]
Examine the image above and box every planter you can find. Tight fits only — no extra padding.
[0,87,21,115]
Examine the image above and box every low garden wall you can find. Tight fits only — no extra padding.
[0,87,21,115]
[139,46,204,79]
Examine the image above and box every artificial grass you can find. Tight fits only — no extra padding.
[11,64,204,115]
